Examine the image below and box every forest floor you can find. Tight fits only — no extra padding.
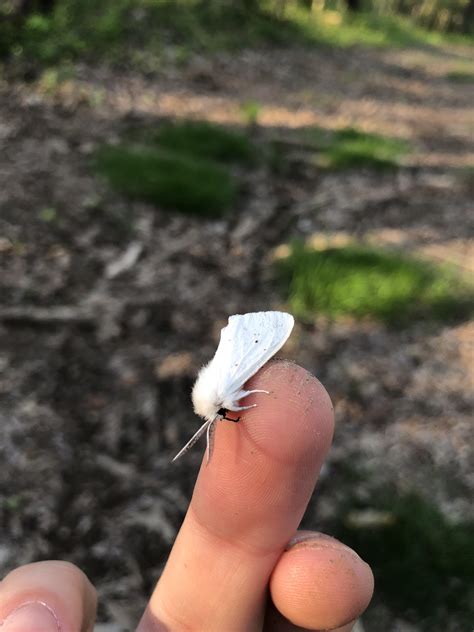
[0,38,473,631]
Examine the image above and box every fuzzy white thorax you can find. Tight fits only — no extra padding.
[192,361,221,422]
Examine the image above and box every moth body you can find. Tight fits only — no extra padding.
[173,311,294,463]
[192,361,260,422]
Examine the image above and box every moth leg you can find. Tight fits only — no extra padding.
[238,388,269,399]
[206,419,216,464]
[216,407,238,422]
[230,403,257,412]
[225,388,270,412]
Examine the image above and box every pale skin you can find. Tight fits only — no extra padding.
[0,361,374,631]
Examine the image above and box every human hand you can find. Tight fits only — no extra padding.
[0,361,373,631]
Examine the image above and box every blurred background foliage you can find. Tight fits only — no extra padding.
[1,0,473,64]
[332,487,474,629]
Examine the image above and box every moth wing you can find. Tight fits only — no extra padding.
[211,311,294,398]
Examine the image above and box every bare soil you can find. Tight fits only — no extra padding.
[0,42,473,630]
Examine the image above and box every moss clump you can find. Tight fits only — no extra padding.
[94,144,237,217]
[303,126,410,170]
[152,120,258,166]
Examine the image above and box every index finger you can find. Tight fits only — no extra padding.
[138,360,334,631]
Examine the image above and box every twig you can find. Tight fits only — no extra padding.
[105,241,143,279]
[0,306,95,325]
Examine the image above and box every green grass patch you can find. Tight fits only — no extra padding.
[94,119,258,216]
[277,242,473,326]
[264,3,473,49]
[332,488,474,629]
[303,126,410,170]
[150,120,258,166]
[240,100,262,127]
[93,144,237,217]
[446,69,474,83]
[459,165,474,190]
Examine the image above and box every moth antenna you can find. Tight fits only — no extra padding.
[172,418,214,462]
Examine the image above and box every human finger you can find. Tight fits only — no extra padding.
[264,603,361,631]
[266,532,374,631]
[138,360,334,631]
[0,561,97,632]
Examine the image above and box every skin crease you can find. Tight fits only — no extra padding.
[0,361,374,632]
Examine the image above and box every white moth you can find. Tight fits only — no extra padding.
[172,311,294,463]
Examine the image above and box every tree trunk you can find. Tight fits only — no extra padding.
[17,0,56,15]
[462,0,474,33]
[242,0,259,11]
[345,0,361,11]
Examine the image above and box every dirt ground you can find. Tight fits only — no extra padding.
[0,41,473,630]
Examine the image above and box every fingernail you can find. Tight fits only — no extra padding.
[1,602,60,631]
[287,531,338,549]
[287,532,363,561]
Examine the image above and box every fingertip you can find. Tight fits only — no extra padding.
[244,360,334,466]
[270,535,374,630]
[0,561,97,632]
